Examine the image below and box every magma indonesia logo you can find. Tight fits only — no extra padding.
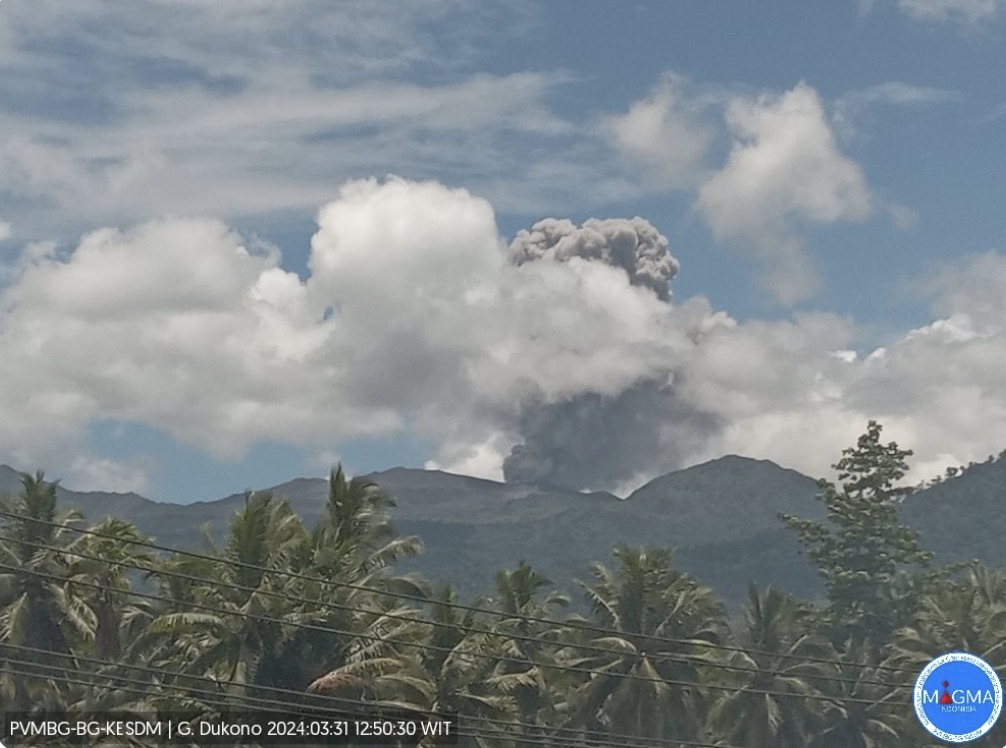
[915,652,1003,743]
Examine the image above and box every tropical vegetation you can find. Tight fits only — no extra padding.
[2,423,1005,747]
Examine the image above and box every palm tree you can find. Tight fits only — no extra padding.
[310,465,422,581]
[812,642,903,748]
[311,585,523,748]
[148,492,314,708]
[709,585,834,747]
[272,466,428,695]
[66,517,157,660]
[40,517,171,718]
[490,561,570,746]
[887,564,1006,747]
[493,561,568,619]
[889,564,1006,670]
[570,546,727,743]
[0,472,96,709]
[422,589,527,746]
[141,466,428,722]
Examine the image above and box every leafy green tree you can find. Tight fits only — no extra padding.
[781,421,933,645]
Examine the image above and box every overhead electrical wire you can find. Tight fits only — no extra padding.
[0,534,921,699]
[3,649,738,748]
[0,532,919,694]
[0,561,913,707]
[1,655,746,748]
[0,508,928,678]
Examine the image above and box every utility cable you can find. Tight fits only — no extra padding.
[0,563,913,707]
[1,657,745,748]
[0,508,925,677]
[0,533,917,693]
[3,643,708,748]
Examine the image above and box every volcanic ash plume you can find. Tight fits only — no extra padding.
[502,379,723,491]
[499,217,722,491]
[510,217,680,301]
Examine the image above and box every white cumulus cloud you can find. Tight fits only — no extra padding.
[1,177,1005,495]
[697,82,873,304]
[606,74,713,189]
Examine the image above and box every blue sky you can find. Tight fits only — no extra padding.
[1,0,1005,501]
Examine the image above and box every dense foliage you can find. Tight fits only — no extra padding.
[2,425,1005,747]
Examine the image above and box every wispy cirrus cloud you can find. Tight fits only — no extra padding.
[859,0,1004,22]
[0,0,611,240]
[897,0,1002,22]
[0,70,575,227]
[833,82,959,124]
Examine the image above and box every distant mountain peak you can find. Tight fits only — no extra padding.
[688,454,792,471]
[625,454,813,499]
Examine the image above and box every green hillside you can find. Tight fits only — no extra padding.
[3,452,1002,607]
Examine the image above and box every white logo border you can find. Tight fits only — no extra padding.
[914,651,1004,743]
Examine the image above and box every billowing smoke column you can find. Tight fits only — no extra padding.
[502,217,718,491]
[502,380,723,490]
[510,217,680,301]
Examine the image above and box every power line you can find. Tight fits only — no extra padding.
[1,643,711,748]
[0,507,923,677]
[2,534,718,674]
[0,562,912,707]
[0,534,921,691]
[1,657,744,748]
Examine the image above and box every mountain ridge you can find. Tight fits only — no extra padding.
[1,454,1003,606]
[0,454,823,604]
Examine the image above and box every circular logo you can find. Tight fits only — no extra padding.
[914,652,1003,743]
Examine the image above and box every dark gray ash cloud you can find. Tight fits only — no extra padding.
[509,217,680,301]
[502,378,723,491]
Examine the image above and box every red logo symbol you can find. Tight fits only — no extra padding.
[940,680,954,705]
